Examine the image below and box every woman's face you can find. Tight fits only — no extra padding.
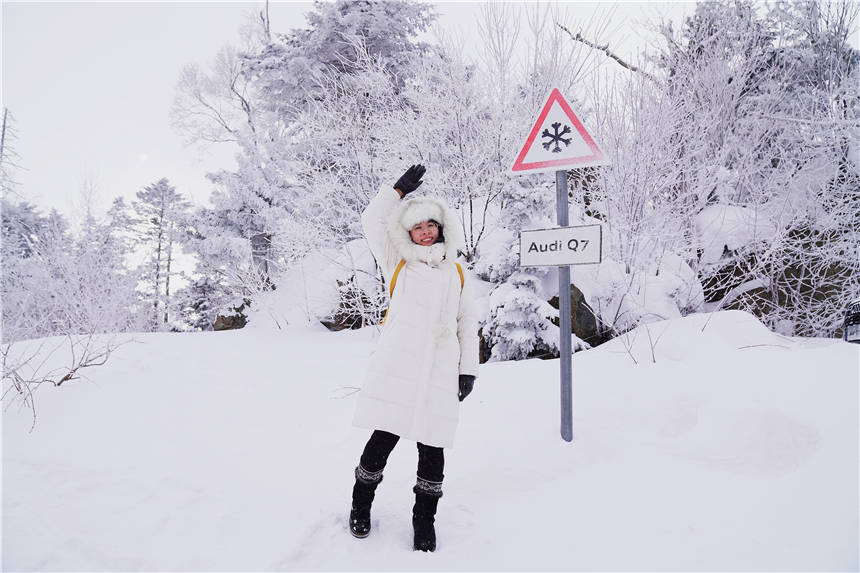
[410,220,439,246]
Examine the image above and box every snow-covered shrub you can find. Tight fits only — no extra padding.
[570,254,705,336]
[173,276,231,331]
[472,227,519,284]
[483,271,560,361]
[1,199,144,342]
[245,238,384,330]
[319,239,387,330]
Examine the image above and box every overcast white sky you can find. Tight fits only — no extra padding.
[2,1,694,220]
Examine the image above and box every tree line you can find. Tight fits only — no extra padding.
[2,0,858,363]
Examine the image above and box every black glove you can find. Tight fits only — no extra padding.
[458,374,475,402]
[393,164,426,196]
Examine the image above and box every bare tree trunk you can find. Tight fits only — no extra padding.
[0,108,7,163]
[164,227,174,325]
[152,201,165,329]
[262,0,271,42]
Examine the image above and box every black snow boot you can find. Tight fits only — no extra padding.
[412,480,442,552]
[349,465,383,538]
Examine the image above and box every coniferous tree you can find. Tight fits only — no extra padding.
[133,178,191,330]
[173,275,225,331]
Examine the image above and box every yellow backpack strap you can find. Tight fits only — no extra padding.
[389,259,406,297]
[381,259,406,326]
[382,260,462,325]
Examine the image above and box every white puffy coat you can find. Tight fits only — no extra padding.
[352,187,480,448]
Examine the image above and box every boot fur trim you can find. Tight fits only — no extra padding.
[355,465,383,485]
[414,477,443,497]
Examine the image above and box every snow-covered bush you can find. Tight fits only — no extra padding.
[571,255,705,336]
[483,271,560,361]
[245,238,384,330]
[1,199,144,342]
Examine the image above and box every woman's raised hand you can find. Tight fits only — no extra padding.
[394,164,426,196]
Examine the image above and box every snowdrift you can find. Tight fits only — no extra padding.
[3,310,858,571]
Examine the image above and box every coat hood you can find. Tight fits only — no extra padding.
[387,195,464,265]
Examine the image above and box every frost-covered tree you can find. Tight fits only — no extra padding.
[172,1,436,272]
[241,0,436,122]
[483,271,560,361]
[287,44,406,248]
[562,0,858,338]
[650,0,860,336]
[177,203,255,330]
[169,0,438,326]
[173,275,225,331]
[133,178,191,330]
[475,175,563,360]
[562,56,709,335]
[1,199,136,428]
[1,197,141,341]
[0,108,23,198]
[246,0,435,251]
[66,198,143,334]
[171,39,286,289]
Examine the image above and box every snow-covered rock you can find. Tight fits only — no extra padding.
[695,203,778,265]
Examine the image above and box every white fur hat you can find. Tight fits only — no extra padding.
[398,199,445,231]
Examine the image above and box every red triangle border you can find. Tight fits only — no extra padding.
[511,88,605,172]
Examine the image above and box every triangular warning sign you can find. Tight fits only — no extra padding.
[511,88,608,173]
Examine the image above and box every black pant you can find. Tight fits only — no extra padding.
[359,430,444,483]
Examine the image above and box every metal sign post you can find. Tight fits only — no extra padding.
[556,169,574,442]
[510,87,609,443]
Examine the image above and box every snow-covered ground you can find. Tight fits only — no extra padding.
[3,310,858,571]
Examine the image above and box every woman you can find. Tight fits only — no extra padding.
[349,164,479,552]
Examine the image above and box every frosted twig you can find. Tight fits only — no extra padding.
[556,23,657,83]
[620,331,638,365]
[331,386,361,399]
[644,323,657,364]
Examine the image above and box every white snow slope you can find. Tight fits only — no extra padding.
[3,310,858,571]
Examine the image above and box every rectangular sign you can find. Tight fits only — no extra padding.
[520,224,602,267]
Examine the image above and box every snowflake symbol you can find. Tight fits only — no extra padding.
[541,122,572,153]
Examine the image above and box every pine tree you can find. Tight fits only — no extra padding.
[133,178,191,330]
[483,271,560,361]
[173,275,224,331]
